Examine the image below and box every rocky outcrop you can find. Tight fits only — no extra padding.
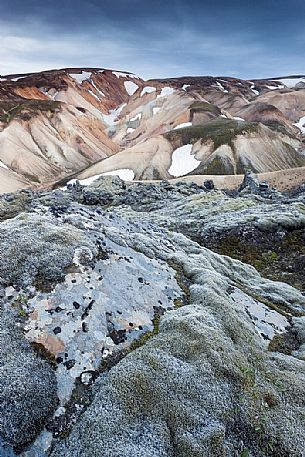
[0,177,305,456]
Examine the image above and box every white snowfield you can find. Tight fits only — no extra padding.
[214,81,228,93]
[91,81,105,97]
[112,71,140,79]
[153,107,161,115]
[69,72,92,84]
[250,83,259,96]
[182,84,190,91]
[102,103,127,126]
[157,87,175,98]
[88,90,100,101]
[168,144,201,177]
[141,86,156,96]
[273,77,305,88]
[10,76,27,82]
[130,113,142,122]
[266,85,284,91]
[124,81,138,96]
[68,169,135,186]
[112,71,129,79]
[174,122,192,130]
[294,115,305,134]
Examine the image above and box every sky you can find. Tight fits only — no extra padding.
[0,0,305,80]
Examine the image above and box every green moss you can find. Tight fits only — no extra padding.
[167,258,191,306]
[237,281,301,317]
[199,155,235,175]
[165,118,260,151]
[190,101,221,116]
[240,449,250,457]
[0,99,61,124]
[283,231,305,253]
[213,236,279,277]
[11,293,29,318]
[129,313,161,351]
[268,331,300,354]
[0,192,31,222]
[208,229,305,291]
[239,365,257,389]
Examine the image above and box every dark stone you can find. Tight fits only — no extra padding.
[204,179,215,190]
[259,182,269,192]
[82,322,89,333]
[64,360,76,370]
[238,170,260,193]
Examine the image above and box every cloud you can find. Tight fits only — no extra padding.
[1,2,305,79]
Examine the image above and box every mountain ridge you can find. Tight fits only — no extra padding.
[0,66,305,194]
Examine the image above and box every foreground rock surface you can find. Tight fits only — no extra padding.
[0,177,304,456]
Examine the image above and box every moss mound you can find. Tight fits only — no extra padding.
[165,118,260,150]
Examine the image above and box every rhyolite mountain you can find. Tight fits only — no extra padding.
[0,67,305,193]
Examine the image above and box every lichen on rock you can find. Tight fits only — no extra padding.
[0,177,305,456]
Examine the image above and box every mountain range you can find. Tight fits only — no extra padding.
[1,67,305,194]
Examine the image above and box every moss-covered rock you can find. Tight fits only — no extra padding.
[0,213,96,289]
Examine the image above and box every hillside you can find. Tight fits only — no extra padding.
[0,69,305,193]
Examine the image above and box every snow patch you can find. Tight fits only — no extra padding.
[293,115,305,134]
[102,169,135,180]
[130,113,142,122]
[273,78,305,88]
[250,83,259,96]
[69,71,92,84]
[233,117,245,122]
[168,144,201,177]
[182,84,190,91]
[214,81,228,93]
[113,71,140,79]
[40,87,58,100]
[10,76,27,82]
[174,122,192,130]
[113,71,129,78]
[157,87,175,98]
[91,81,105,97]
[266,85,284,91]
[102,103,127,126]
[141,86,156,96]
[69,169,135,186]
[127,127,135,134]
[88,90,100,101]
[124,81,139,96]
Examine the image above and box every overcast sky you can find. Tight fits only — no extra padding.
[1,0,305,79]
